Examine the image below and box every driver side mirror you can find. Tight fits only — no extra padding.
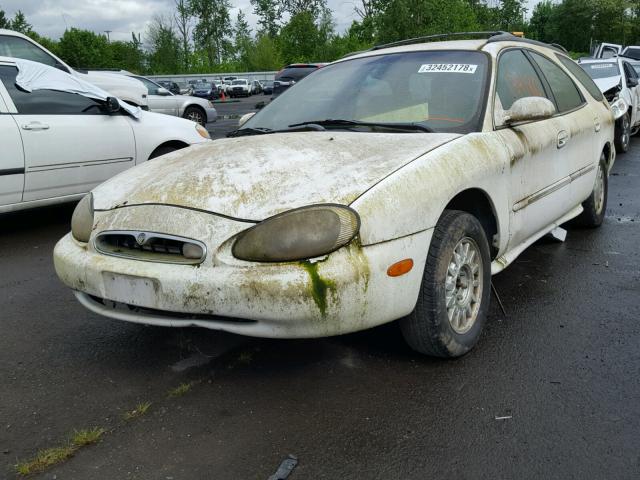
[156,87,171,96]
[504,97,556,125]
[105,97,120,114]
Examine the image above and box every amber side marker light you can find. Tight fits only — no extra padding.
[387,259,414,277]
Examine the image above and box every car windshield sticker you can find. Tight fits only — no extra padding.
[590,64,616,69]
[419,64,478,74]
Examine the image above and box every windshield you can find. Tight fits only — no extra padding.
[624,48,640,60]
[581,62,620,79]
[244,51,489,134]
[233,80,247,85]
[194,83,210,89]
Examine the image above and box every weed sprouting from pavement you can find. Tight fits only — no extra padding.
[15,445,77,475]
[123,401,152,420]
[168,381,197,398]
[71,427,105,447]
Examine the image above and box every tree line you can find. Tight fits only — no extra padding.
[1,1,639,76]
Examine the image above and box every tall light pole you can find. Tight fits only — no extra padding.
[104,30,112,42]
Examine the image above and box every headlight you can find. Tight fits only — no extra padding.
[195,123,210,139]
[71,193,94,242]
[232,204,360,262]
[611,98,628,120]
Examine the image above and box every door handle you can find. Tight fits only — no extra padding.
[557,130,568,149]
[594,119,601,132]
[22,122,50,131]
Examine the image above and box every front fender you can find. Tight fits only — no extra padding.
[350,133,511,252]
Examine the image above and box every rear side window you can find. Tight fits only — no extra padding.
[496,49,548,110]
[0,35,58,68]
[0,66,106,115]
[556,54,604,101]
[529,52,584,112]
[276,67,318,81]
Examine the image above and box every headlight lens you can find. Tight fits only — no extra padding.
[195,123,210,139]
[232,204,360,262]
[71,193,94,242]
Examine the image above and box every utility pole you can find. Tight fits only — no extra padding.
[104,30,112,42]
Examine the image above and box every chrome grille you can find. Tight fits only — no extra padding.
[94,231,206,265]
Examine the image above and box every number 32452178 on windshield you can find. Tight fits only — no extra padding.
[418,63,478,73]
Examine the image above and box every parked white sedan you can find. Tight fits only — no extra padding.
[54,34,614,357]
[579,57,640,152]
[129,75,217,126]
[0,57,211,213]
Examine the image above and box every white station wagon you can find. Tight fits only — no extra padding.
[54,33,615,357]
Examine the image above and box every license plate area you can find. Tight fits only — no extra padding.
[101,272,159,307]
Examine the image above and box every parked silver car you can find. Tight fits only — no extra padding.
[130,75,217,126]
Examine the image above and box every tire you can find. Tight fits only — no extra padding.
[573,154,608,228]
[149,145,179,159]
[183,106,206,126]
[400,210,491,358]
[615,113,630,153]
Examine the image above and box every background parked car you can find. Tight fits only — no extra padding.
[129,75,217,126]
[0,29,149,109]
[251,80,263,94]
[192,82,218,100]
[229,79,251,97]
[0,57,210,213]
[176,81,192,95]
[579,57,640,152]
[262,80,275,95]
[158,80,180,95]
[272,63,327,98]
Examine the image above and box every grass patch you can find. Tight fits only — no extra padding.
[123,401,152,420]
[15,445,77,475]
[237,351,253,365]
[71,427,105,447]
[167,381,196,398]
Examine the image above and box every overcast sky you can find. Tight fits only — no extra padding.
[0,0,541,44]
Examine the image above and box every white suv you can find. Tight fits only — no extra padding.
[0,29,149,109]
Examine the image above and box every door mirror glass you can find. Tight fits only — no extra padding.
[504,97,556,124]
[105,96,120,114]
[157,87,171,96]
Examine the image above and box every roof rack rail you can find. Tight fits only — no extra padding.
[549,43,568,53]
[485,33,568,54]
[370,31,509,51]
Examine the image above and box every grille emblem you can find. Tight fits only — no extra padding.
[136,233,147,245]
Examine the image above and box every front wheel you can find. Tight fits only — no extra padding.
[183,106,206,126]
[400,210,491,358]
[615,113,631,153]
[573,154,608,228]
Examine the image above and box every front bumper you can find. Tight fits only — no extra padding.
[204,106,217,122]
[53,206,431,338]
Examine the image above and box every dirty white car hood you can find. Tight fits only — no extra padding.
[93,131,460,220]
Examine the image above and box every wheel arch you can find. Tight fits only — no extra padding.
[603,141,613,170]
[443,188,500,259]
[148,140,189,160]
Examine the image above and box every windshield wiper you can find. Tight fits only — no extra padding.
[288,119,435,133]
[227,123,325,138]
[227,127,273,138]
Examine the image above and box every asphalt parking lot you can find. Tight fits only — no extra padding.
[206,95,268,139]
[1,98,639,479]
